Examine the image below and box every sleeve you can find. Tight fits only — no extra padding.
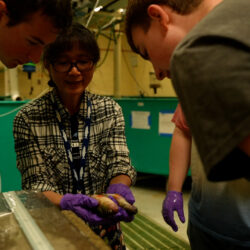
[13,111,64,193]
[171,35,250,181]
[105,103,137,185]
[172,103,191,136]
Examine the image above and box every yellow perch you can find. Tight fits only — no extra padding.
[91,194,119,216]
[108,193,138,215]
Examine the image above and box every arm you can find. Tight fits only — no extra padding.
[167,126,191,192]
[13,111,59,192]
[109,174,132,187]
[105,102,136,210]
[162,104,192,232]
[105,101,136,188]
[43,191,63,207]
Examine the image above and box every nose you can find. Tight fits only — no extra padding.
[154,67,166,80]
[68,65,81,75]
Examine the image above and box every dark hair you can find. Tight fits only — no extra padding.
[125,0,203,53]
[43,23,100,87]
[4,0,72,30]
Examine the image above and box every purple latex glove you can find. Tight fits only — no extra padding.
[60,194,99,209]
[162,191,185,232]
[106,183,135,205]
[60,194,133,225]
[108,195,134,223]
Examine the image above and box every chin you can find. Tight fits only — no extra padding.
[3,61,18,68]
[68,88,85,95]
[68,84,86,91]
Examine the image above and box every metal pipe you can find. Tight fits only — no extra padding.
[4,66,10,97]
[86,0,100,27]
[113,23,121,98]
[8,68,20,101]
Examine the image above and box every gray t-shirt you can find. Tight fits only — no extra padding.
[171,0,250,181]
[189,142,250,246]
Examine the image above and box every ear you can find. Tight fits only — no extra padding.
[44,62,49,71]
[147,4,170,31]
[0,1,7,14]
[0,1,7,22]
[43,58,51,70]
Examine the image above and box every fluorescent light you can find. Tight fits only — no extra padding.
[94,5,103,12]
[118,8,125,13]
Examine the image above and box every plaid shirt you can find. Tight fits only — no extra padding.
[14,89,136,195]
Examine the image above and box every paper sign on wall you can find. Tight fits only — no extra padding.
[159,111,175,136]
[131,111,151,130]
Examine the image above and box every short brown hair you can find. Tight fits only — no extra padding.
[125,0,202,53]
[4,0,72,30]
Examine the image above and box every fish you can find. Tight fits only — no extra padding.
[91,193,138,217]
[91,194,119,216]
[108,193,138,215]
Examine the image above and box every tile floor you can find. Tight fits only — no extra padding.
[131,173,192,245]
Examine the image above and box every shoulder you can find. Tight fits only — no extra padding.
[87,92,122,115]
[174,0,250,56]
[15,91,53,121]
[172,104,190,134]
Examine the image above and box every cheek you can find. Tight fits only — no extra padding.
[149,49,169,68]
[84,71,94,84]
[43,33,58,47]
[2,37,24,56]
[167,29,184,56]
[7,30,29,54]
[147,39,168,65]
[14,44,29,55]
[50,72,62,86]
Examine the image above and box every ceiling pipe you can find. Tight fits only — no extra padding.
[113,21,121,98]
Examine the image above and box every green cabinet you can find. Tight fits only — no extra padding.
[0,98,181,192]
[115,97,179,176]
[0,101,25,192]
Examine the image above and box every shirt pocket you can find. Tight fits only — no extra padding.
[40,146,71,187]
[87,144,108,191]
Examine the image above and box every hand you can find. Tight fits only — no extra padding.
[60,193,109,225]
[108,195,135,223]
[60,193,99,209]
[106,183,135,204]
[60,193,133,226]
[73,202,134,225]
[162,191,185,232]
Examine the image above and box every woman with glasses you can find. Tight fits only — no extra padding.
[13,23,136,250]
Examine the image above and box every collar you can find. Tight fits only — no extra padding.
[50,88,90,122]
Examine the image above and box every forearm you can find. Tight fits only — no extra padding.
[109,175,132,187]
[43,191,63,207]
[108,110,136,186]
[167,127,191,192]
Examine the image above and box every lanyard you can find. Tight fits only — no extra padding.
[51,94,91,193]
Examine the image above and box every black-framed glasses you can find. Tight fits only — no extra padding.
[52,60,94,73]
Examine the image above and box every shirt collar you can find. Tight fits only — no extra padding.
[50,88,89,121]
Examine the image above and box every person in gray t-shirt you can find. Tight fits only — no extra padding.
[125,0,250,181]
